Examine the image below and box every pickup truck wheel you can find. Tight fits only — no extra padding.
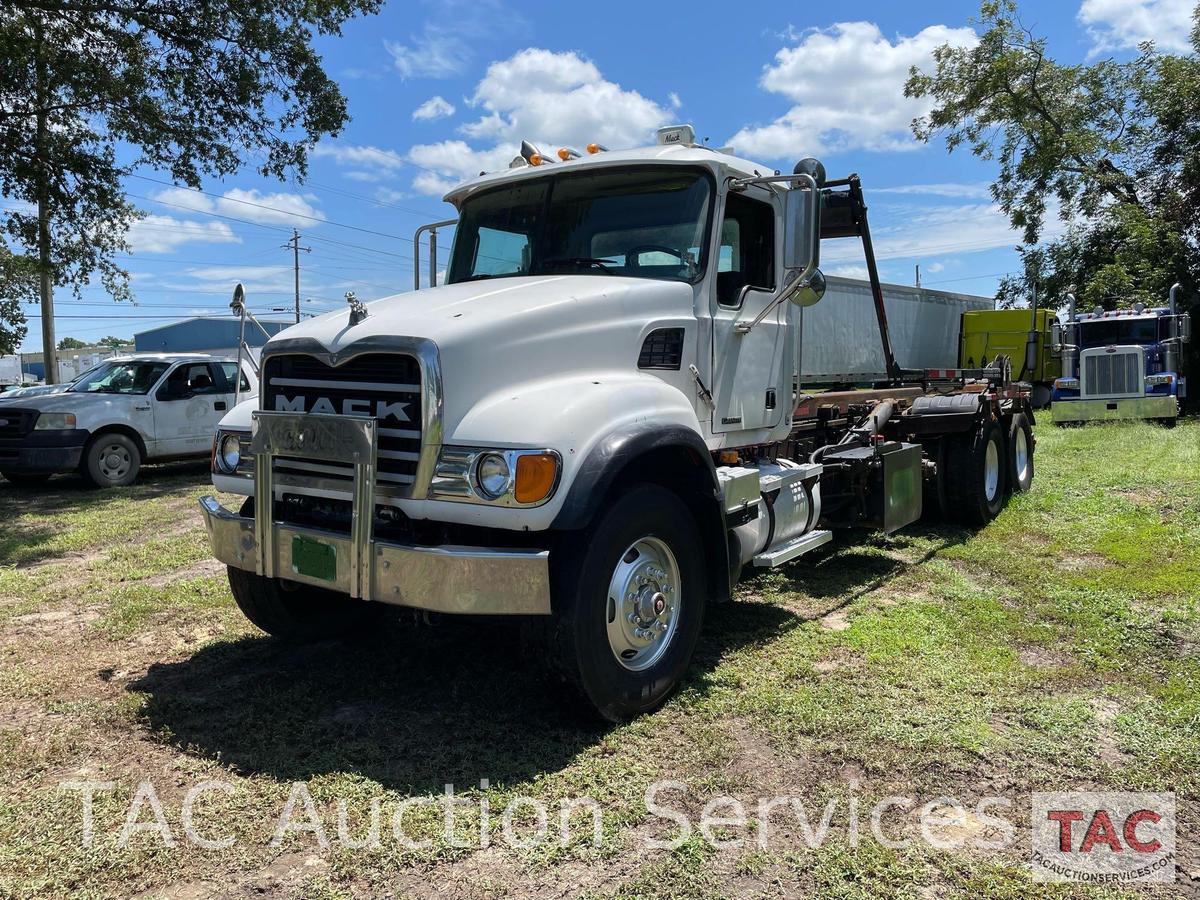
[943,419,1006,526]
[1008,413,1034,493]
[547,484,706,722]
[82,433,141,487]
[1,471,51,488]
[226,567,379,642]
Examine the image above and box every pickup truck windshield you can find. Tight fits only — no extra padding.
[447,168,712,285]
[70,361,170,395]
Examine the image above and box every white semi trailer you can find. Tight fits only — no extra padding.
[201,127,1035,721]
[800,278,992,385]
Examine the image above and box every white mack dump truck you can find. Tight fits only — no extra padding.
[201,127,1035,721]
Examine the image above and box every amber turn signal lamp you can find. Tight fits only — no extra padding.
[514,453,558,503]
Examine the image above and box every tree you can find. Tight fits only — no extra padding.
[57,336,85,350]
[906,0,1200,317]
[98,336,129,352]
[0,0,382,372]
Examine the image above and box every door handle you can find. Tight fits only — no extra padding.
[214,401,227,411]
[134,403,151,411]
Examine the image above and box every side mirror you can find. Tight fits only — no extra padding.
[1050,322,1062,354]
[791,270,826,308]
[1179,314,1192,344]
[783,173,821,273]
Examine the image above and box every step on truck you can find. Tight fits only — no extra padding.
[1051,286,1191,426]
[201,126,1035,721]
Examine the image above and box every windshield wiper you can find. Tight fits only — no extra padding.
[540,257,615,274]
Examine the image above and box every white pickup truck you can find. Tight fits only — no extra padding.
[0,353,257,487]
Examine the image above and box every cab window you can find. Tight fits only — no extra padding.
[717,193,775,307]
[220,362,252,393]
[159,363,221,399]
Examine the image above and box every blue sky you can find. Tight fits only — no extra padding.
[19,0,1193,351]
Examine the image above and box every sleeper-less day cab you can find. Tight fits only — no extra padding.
[202,128,1035,720]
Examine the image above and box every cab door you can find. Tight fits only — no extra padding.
[152,362,231,457]
[709,189,790,434]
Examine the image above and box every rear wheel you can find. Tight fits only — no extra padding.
[544,484,706,722]
[82,432,141,487]
[943,419,1007,526]
[227,567,380,642]
[1007,413,1034,493]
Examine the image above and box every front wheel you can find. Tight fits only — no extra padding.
[545,484,707,722]
[82,432,141,487]
[943,419,1007,526]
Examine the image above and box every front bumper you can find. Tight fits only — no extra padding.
[200,410,552,615]
[1051,395,1178,424]
[0,431,88,474]
[200,497,552,614]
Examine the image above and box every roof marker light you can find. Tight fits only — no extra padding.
[586,143,608,155]
[557,147,581,161]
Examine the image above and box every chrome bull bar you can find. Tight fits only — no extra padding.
[200,411,551,615]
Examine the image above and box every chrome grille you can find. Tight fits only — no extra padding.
[262,353,422,489]
[1081,348,1142,398]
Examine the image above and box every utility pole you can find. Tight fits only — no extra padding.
[915,264,921,289]
[283,229,311,324]
[34,18,56,383]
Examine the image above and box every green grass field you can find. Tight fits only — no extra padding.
[0,422,1196,898]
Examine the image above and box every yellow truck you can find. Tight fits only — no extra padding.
[960,308,1060,408]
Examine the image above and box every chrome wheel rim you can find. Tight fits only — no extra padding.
[1014,428,1030,485]
[97,442,132,481]
[606,536,680,672]
[984,438,1000,501]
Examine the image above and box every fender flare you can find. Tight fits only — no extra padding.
[551,422,731,603]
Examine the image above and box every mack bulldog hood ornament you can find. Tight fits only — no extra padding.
[345,290,369,327]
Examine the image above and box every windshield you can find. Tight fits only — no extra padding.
[448,167,713,285]
[1080,318,1163,346]
[70,360,170,395]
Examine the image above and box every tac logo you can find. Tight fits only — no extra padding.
[1031,792,1176,883]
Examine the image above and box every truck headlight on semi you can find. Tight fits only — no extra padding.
[34,412,76,430]
[1145,374,1173,386]
[432,447,561,506]
[212,429,251,476]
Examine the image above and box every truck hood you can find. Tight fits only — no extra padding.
[0,389,136,414]
[263,275,696,437]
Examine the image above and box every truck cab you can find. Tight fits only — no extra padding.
[0,353,257,487]
[203,127,1033,721]
[1051,295,1190,426]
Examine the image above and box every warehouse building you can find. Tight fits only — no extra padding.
[133,317,293,354]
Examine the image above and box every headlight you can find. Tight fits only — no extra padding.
[1145,374,1173,386]
[219,433,242,471]
[34,412,76,430]
[1054,377,1079,391]
[475,452,512,499]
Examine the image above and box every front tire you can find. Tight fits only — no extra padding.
[546,484,707,722]
[943,419,1007,526]
[227,567,379,642]
[82,432,141,487]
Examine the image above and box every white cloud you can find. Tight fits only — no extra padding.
[875,182,993,200]
[413,95,456,121]
[126,215,240,254]
[405,48,677,195]
[729,22,978,160]
[312,143,406,183]
[150,186,324,226]
[827,264,870,279]
[823,203,1026,265]
[386,29,471,79]
[1079,0,1195,54]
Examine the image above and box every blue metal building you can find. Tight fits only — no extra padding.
[134,317,293,353]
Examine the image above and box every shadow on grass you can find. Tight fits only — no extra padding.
[127,525,974,794]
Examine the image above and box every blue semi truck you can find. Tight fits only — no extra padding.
[1051,284,1191,426]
